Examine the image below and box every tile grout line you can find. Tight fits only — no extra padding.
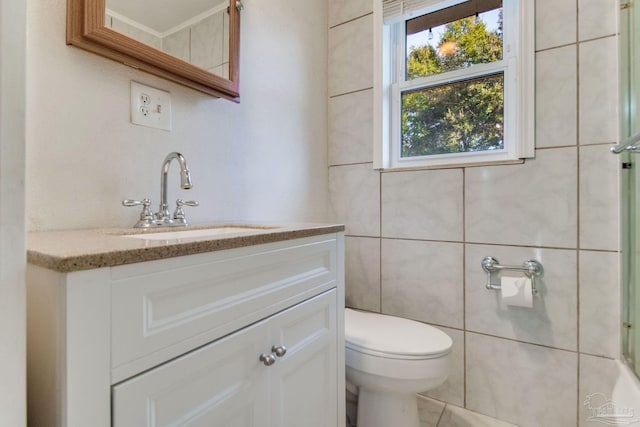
[328,86,374,100]
[536,141,617,150]
[343,234,619,253]
[462,167,467,409]
[379,170,383,314]
[328,12,373,30]
[535,32,617,54]
[435,402,447,426]
[329,162,375,169]
[576,1,582,424]
[465,330,580,354]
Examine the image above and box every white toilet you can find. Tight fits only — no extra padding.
[344,309,452,427]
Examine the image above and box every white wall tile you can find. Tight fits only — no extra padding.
[579,36,618,145]
[466,148,578,248]
[191,12,225,70]
[579,251,620,358]
[329,163,380,236]
[111,18,162,49]
[422,326,464,406]
[579,0,617,41]
[381,239,464,328]
[326,0,624,425]
[208,63,229,79]
[345,236,381,311]
[579,144,620,250]
[466,244,578,350]
[382,169,463,242]
[536,46,577,148]
[328,0,372,28]
[328,14,373,96]
[329,89,373,166]
[535,0,577,51]
[466,333,578,427]
[163,27,190,63]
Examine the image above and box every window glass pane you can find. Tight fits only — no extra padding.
[401,72,504,157]
[406,1,503,80]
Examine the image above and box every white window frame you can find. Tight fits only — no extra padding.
[373,0,535,170]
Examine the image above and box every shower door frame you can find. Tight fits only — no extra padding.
[621,0,640,375]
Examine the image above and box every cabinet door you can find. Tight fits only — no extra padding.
[268,290,337,427]
[112,318,270,427]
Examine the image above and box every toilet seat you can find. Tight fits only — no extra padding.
[345,309,452,360]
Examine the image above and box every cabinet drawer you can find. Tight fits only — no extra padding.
[111,234,337,382]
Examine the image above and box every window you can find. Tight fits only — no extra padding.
[374,0,534,169]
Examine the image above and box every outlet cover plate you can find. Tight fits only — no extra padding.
[130,81,172,131]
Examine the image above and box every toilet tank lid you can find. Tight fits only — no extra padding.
[345,309,452,357]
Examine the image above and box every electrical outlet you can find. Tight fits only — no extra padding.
[140,93,151,105]
[130,81,172,131]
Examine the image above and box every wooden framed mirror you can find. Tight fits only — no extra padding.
[67,0,240,101]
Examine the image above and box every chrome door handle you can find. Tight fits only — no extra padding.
[611,132,640,154]
[259,353,276,366]
[272,345,287,358]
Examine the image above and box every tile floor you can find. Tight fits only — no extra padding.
[347,393,518,427]
[418,396,519,427]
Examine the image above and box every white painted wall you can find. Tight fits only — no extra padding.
[0,0,26,424]
[26,0,328,231]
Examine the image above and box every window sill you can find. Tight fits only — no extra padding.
[374,158,526,172]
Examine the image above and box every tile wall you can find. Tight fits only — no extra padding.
[163,10,230,77]
[106,15,162,49]
[328,0,622,425]
[105,10,230,77]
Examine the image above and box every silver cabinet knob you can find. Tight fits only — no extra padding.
[272,345,287,358]
[259,353,276,366]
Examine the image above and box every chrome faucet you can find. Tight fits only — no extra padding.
[157,152,193,223]
[122,152,198,228]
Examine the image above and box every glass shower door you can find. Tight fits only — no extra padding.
[621,0,640,375]
[622,151,639,372]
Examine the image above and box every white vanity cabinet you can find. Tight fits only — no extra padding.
[27,232,345,427]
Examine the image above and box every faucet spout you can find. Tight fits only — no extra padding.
[158,152,192,222]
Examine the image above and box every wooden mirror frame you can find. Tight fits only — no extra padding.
[67,0,240,101]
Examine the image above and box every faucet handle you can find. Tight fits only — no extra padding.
[122,198,151,207]
[122,198,155,228]
[173,199,199,225]
[176,199,199,208]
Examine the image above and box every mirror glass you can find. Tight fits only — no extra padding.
[105,0,230,79]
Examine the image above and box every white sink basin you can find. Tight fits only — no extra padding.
[123,226,271,241]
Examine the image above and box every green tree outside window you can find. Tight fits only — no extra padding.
[401,13,505,157]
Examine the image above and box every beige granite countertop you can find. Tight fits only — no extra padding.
[27,222,345,273]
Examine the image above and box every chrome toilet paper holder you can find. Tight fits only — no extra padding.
[481,256,544,296]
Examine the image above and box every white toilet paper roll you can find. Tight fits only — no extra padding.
[501,276,533,308]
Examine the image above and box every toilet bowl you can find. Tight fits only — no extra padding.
[345,309,452,427]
